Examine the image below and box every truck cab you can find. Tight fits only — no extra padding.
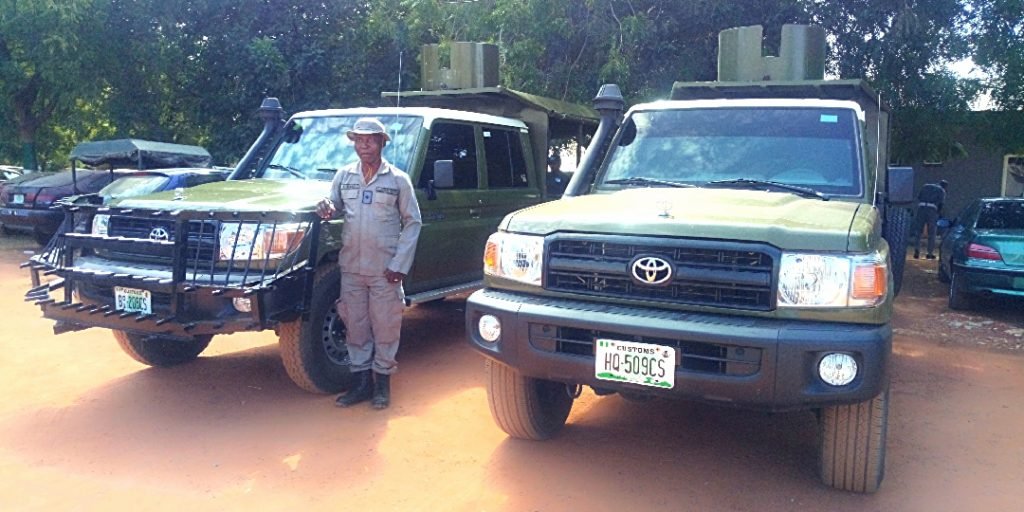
[464,25,913,493]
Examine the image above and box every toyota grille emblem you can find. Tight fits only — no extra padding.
[148,227,170,241]
[631,256,673,286]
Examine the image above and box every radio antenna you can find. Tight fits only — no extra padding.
[873,91,882,206]
[396,50,403,107]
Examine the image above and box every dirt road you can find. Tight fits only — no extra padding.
[1,234,1022,511]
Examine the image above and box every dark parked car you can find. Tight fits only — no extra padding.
[0,169,130,243]
[0,139,211,245]
[938,197,1024,310]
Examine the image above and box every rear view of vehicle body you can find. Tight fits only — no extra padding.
[1,170,126,244]
[939,197,1024,309]
[1,139,212,245]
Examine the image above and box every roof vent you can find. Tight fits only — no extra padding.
[421,42,500,90]
[717,24,826,82]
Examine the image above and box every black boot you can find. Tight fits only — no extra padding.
[913,249,920,259]
[335,370,373,407]
[372,373,390,410]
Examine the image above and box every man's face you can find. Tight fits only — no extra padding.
[351,133,384,162]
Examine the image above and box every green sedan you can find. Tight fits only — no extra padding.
[939,197,1024,310]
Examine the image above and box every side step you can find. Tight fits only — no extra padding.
[405,280,482,305]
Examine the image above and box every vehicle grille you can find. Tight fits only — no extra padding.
[529,323,761,376]
[107,216,218,264]
[545,236,775,311]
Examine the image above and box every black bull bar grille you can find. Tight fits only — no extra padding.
[23,204,323,337]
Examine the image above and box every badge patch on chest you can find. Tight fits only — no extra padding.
[362,190,373,204]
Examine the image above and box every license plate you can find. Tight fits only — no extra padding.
[12,193,24,204]
[115,286,151,314]
[595,339,675,389]
[1014,277,1024,290]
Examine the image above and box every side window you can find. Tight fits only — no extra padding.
[483,127,529,188]
[419,122,478,189]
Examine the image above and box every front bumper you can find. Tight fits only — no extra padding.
[466,289,890,411]
[953,262,1024,298]
[0,206,62,233]
[24,205,323,338]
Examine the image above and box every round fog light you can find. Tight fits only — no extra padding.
[478,314,501,343]
[818,353,858,386]
[232,297,252,313]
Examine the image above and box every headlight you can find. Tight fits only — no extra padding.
[483,232,544,286]
[218,222,306,261]
[92,214,110,236]
[778,252,887,308]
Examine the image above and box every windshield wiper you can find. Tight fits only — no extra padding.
[705,178,829,201]
[266,163,307,179]
[605,176,695,188]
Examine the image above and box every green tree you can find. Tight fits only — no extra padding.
[972,0,1024,110]
[0,0,106,170]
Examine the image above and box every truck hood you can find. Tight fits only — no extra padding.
[503,188,874,252]
[110,179,331,211]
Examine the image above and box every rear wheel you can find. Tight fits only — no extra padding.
[937,259,950,284]
[113,330,212,367]
[819,389,889,493]
[883,207,911,296]
[485,359,574,440]
[948,271,972,311]
[278,265,352,394]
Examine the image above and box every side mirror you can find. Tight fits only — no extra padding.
[433,160,454,189]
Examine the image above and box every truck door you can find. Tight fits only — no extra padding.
[406,121,492,294]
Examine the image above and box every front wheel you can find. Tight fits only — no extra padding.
[485,359,574,440]
[113,330,212,367]
[278,265,352,394]
[818,389,889,493]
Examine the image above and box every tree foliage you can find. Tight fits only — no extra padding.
[0,0,1020,170]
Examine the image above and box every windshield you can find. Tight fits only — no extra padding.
[598,107,863,196]
[261,115,424,181]
[99,175,170,199]
[977,201,1024,230]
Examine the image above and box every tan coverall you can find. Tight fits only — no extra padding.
[329,159,422,375]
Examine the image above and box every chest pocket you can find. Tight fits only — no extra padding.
[341,189,361,219]
[372,189,399,223]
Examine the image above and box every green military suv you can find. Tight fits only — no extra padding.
[26,91,595,395]
[466,75,912,493]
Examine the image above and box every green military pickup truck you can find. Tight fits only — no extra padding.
[465,25,913,493]
[25,87,595,395]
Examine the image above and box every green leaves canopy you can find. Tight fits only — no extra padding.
[1,0,1020,170]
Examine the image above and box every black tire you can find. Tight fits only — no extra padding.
[937,259,950,284]
[883,207,911,297]
[113,330,212,367]
[485,359,573,440]
[1,225,14,236]
[819,389,889,493]
[32,229,54,246]
[278,265,352,394]
[948,271,971,311]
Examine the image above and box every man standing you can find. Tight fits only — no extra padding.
[316,117,422,409]
[910,179,948,259]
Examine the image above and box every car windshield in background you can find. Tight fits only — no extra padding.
[99,175,170,199]
[598,107,862,196]
[977,200,1024,230]
[262,115,424,181]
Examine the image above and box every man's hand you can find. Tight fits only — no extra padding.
[384,270,406,284]
[316,198,336,220]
